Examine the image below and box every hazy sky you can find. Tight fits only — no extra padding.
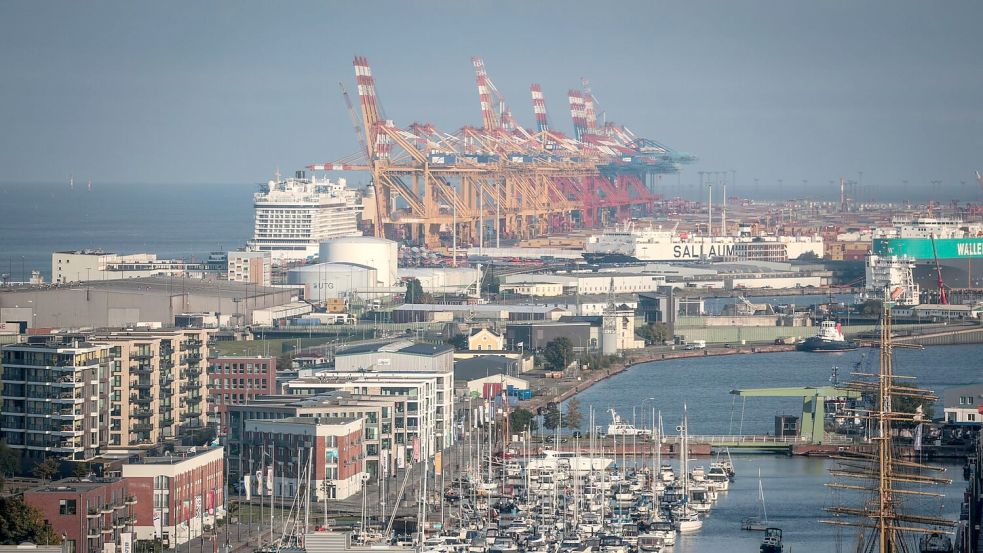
[1,1,981,200]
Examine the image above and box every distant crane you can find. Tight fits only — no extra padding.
[929,233,948,305]
[976,170,982,193]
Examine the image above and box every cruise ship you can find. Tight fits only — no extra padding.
[248,171,363,262]
[583,223,825,264]
[870,217,983,291]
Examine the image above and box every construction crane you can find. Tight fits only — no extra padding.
[976,170,982,193]
[929,233,948,305]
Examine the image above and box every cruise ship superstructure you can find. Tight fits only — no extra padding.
[248,171,363,262]
[584,223,825,264]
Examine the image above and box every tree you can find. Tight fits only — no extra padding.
[564,397,583,430]
[405,278,425,304]
[893,385,935,421]
[0,441,20,477]
[72,462,90,479]
[860,299,883,316]
[542,337,574,371]
[542,403,561,430]
[481,268,500,295]
[635,322,670,345]
[796,251,820,261]
[0,496,62,545]
[32,457,59,484]
[445,334,468,351]
[508,408,538,433]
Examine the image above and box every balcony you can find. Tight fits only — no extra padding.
[160,417,175,426]
[131,381,153,390]
[87,508,99,519]
[52,393,82,403]
[100,504,113,514]
[132,423,153,432]
[129,395,152,405]
[180,411,201,421]
[131,366,153,375]
[131,352,153,360]
[132,409,152,418]
[52,376,83,387]
[86,528,100,538]
[125,496,137,505]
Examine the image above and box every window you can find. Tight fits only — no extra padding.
[59,499,77,515]
[969,413,977,422]
[64,541,76,553]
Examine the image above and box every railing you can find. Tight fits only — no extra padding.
[658,434,855,446]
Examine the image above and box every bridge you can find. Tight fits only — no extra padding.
[730,386,862,444]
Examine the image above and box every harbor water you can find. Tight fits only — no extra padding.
[567,345,981,551]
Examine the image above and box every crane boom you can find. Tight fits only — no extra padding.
[339,82,371,162]
[929,233,948,305]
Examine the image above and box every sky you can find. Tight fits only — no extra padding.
[0,1,981,200]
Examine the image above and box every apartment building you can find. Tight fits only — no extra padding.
[206,356,277,433]
[226,392,410,483]
[24,477,136,553]
[1,337,111,461]
[282,374,450,464]
[122,446,224,547]
[227,251,272,287]
[242,417,364,500]
[92,329,211,448]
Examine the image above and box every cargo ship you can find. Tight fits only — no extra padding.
[583,223,824,264]
[870,218,983,291]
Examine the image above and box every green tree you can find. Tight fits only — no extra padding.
[0,441,21,476]
[508,408,538,433]
[542,337,574,371]
[445,334,468,351]
[635,322,670,345]
[0,496,62,545]
[893,385,935,421]
[72,462,90,479]
[860,299,883,315]
[563,397,583,430]
[481,268,500,295]
[796,251,820,261]
[405,278,425,304]
[32,457,59,484]
[542,403,562,430]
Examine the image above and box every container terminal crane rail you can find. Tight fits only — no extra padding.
[309,56,696,248]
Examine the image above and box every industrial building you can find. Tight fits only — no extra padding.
[392,303,570,323]
[320,236,398,287]
[51,250,217,284]
[0,277,300,329]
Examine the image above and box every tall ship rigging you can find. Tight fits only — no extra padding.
[247,170,364,263]
[821,297,955,552]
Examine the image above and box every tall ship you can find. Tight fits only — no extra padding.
[870,217,983,291]
[247,171,364,262]
[583,223,824,264]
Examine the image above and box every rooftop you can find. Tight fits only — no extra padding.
[338,340,454,357]
[28,477,122,494]
[130,445,222,465]
[0,276,289,299]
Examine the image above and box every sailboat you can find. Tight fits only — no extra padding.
[675,405,703,533]
[741,469,771,531]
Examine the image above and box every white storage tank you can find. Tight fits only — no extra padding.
[286,262,377,302]
[319,237,397,286]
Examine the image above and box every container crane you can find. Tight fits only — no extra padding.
[929,233,948,305]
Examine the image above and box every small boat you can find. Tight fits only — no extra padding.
[795,320,857,352]
[637,534,665,552]
[742,469,773,531]
[919,531,954,553]
[677,512,703,533]
[759,528,783,553]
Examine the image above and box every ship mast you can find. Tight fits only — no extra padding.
[821,297,955,552]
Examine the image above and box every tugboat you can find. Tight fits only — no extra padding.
[795,320,858,352]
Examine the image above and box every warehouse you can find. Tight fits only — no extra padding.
[0,278,299,328]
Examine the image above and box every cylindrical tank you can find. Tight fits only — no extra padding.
[286,262,377,302]
[319,237,397,286]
